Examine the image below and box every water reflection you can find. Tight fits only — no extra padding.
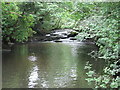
[3,42,106,88]
[28,56,37,62]
[70,66,77,79]
[41,78,49,88]
[71,44,80,56]
[28,65,39,88]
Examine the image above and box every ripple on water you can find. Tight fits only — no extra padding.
[28,56,37,62]
[41,79,49,88]
[28,66,39,88]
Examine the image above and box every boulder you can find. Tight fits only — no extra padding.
[68,31,78,37]
[54,40,62,42]
[70,37,77,40]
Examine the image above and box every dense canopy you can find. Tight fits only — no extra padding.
[2,2,120,88]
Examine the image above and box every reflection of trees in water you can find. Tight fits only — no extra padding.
[3,43,106,88]
[13,44,29,58]
[3,44,32,88]
[34,43,90,88]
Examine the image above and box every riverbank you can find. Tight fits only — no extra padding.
[2,29,96,52]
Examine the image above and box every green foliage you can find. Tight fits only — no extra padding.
[74,2,120,88]
[18,2,63,31]
[2,2,35,43]
[2,2,96,43]
[2,2,120,88]
[85,61,120,88]
[75,2,120,60]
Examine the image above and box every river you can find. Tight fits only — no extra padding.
[2,41,105,88]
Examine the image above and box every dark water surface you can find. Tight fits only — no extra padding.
[3,42,105,88]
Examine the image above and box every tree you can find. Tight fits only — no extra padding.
[2,2,35,43]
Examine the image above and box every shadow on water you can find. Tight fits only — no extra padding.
[2,42,106,88]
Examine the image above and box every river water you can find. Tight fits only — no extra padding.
[2,42,105,88]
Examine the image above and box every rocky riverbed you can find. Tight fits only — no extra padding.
[2,29,95,52]
[29,29,79,42]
